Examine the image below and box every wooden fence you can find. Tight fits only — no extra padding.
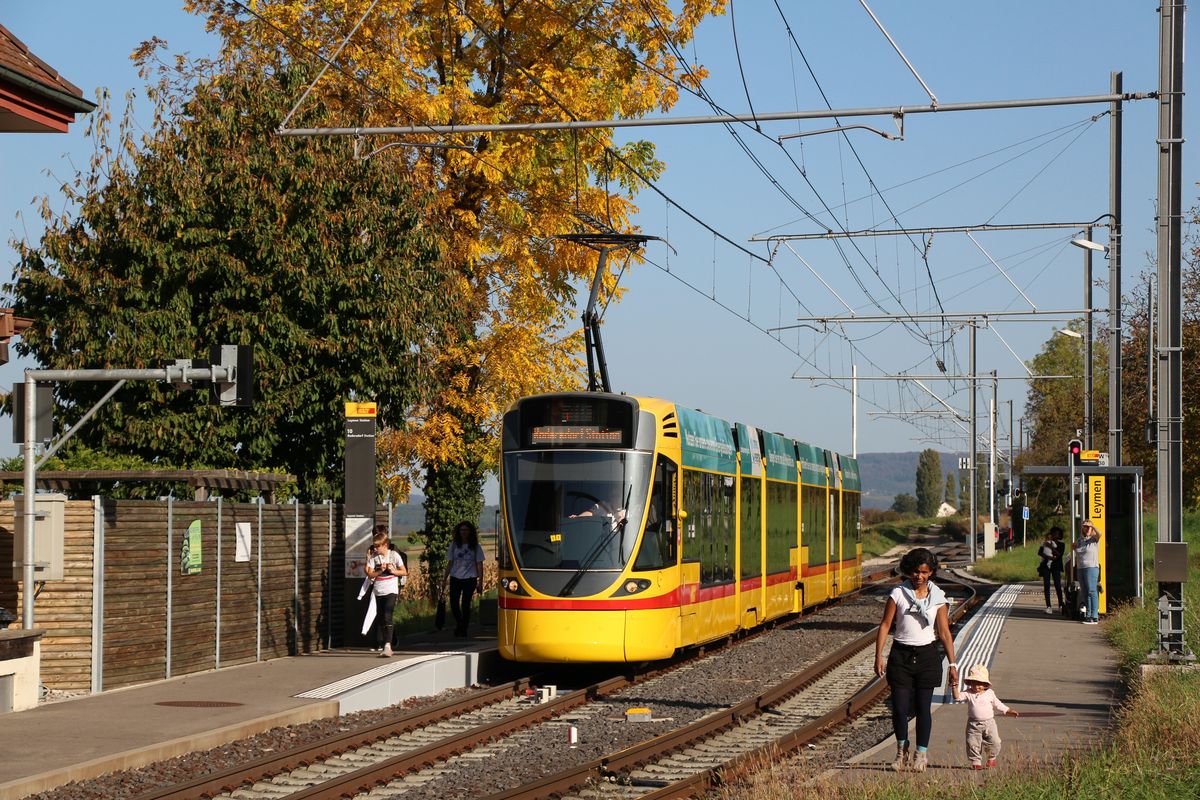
[0,497,375,691]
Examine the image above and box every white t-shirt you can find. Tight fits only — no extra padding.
[889,584,947,646]
[448,542,485,580]
[368,550,405,596]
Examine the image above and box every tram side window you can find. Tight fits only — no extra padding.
[740,477,761,580]
[682,470,734,585]
[716,475,736,582]
[802,485,828,566]
[701,473,717,584]
[829,491,841,565]
[843,492,861,558]
[766,482,797,574]
[633,458,676,571]
[682,470,704,574]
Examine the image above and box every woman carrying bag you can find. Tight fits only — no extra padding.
[444,521,485,637]
[1038,526,1064,614]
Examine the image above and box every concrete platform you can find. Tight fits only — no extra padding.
[0,632,499,800]
[827,582,1121,785]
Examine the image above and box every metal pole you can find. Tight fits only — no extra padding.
[1018,417,1024,492]
[1007,400,1014,509]
[21,373,36,628]
[852,364,858,458]
[278,91,1152,138]
[989,376,997,527]
[1109,71,1124,466]
[1084,225,1094,450]
[969,323,977,562]
[1155,0,1190,660]
[755,221,1112,242]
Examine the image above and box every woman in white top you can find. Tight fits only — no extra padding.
[1073,520,1102,624]
[444,521,485,637]
[873,547,959,773]
[365,526,407,656]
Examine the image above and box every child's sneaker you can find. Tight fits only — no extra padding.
[971,764,984,771]
[911,752,928,773]
[1044,606,1054,614]
[986,759,997,768]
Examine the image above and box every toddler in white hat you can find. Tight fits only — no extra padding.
[959,664,1020,769]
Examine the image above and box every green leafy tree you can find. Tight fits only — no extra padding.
[1019,319,1109,514]
[7,53,450,501]
[1118,208,1200,507]
[891,493,917,514]
[944,471,957,510]
[915,448,943,517]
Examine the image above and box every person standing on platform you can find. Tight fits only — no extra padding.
[1038,527,1065,613]
[365,526,407,656]
[874,547,959,773]
[445,521,485,637]
[959,664,1019,769]
[1073,520,1102,624]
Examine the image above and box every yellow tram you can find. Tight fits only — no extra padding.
[496,392,861,662]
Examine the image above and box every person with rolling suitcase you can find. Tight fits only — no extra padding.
[1073,520,1102,625]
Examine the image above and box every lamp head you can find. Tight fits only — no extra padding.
[1055,328,1083,339]
[1071,238,1107,253]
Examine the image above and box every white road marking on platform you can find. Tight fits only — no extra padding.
[940,584,1022,703]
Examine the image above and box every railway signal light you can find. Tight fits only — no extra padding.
[1068,438,1083,466]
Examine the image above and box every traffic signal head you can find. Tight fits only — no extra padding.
[1068,438,1082,465]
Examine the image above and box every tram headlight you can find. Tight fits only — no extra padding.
[501,578,526,594]
[612,578,652,597]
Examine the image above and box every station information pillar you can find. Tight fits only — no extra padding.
[343,401,378,647]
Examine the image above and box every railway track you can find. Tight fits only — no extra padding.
[484,579,976,800]
[128,566,965,800]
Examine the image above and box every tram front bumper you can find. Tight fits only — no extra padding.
[500,607,678,662]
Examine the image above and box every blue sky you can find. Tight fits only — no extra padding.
[2,3,1197,486]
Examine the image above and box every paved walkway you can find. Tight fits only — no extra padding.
[825,581,1121,785]
[0,631,496,800]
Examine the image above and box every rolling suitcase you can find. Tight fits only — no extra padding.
[1063,580,1085,621]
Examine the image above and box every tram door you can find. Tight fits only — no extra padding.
[827,452,840,596]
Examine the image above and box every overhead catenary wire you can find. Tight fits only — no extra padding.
[639,4,947,359]
[230,2,1109,447]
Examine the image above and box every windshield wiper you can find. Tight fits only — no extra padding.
[559,506,628,597]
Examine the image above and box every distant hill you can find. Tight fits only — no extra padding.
[857,451,960,509]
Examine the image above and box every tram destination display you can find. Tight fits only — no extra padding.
[518,394,635,448]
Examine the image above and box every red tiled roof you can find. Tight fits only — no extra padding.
[0,21,95,132]
[0,21,86,100]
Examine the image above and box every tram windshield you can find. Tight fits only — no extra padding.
[503,450,652,573]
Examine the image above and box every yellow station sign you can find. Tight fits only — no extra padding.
[344,401,378,418]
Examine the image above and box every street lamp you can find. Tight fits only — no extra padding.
[1070,230,1109,449]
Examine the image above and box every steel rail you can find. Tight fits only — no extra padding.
[484,578,976,800]
[633,580,978,799]
[131,678,537,800]
[277,674,639,800]
[132,558,932,800]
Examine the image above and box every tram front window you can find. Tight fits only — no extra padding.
[504,451,652,572]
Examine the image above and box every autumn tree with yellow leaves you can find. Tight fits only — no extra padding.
[187,0,727,533]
